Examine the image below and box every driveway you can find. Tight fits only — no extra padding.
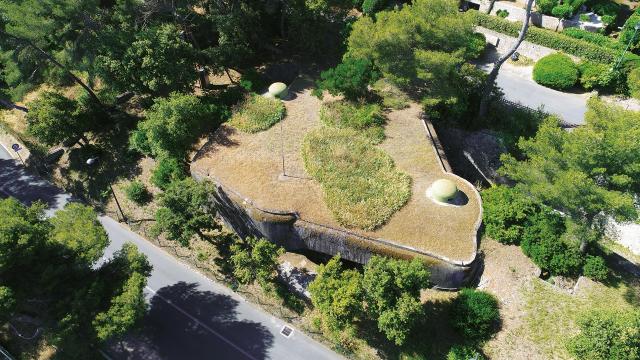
[0,156,340,360]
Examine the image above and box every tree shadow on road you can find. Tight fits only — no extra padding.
[105,281,274,360]
[0,159,70,209]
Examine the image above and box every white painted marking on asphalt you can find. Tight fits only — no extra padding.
[144,286,258,360]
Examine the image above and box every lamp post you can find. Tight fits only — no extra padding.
[612,22,640,71]
[86,157,127,223]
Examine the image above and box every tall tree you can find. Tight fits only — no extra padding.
[230,237,284,291]
[477,0,535,120]
[500,99,640,251]
[26,91,89,146]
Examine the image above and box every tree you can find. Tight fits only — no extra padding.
[500,101,640,252]
[314,58,379,100]
[50,203,109,265]
[450,289,500,343]
[130,93,217,159]
[96,23,198,96]
[230,237,285,291]
[0,286,16,323]
[152,178,219,246]
[308,255,364,330]
[26,91,88,146]
[150,156,187,190]
[567,309,640,360]
[477,0,535,119]
[481,185,539,245]
[362,256,430,345]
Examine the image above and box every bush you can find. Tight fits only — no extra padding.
[319,101,385,143]
[521,212,584,276]
[124,181,151,204]
[471,11,639,64]
[536,0,556,14]
[496,9,509,18]
[533,53,579,90]
[447,345,486,360]
[151,156,186,190]
[552,4,574,19]
[228,94,286,133]
[583,255,609,281]
[567,309,640,360]
[481,185,539,245]
[578,61,615,90]
[371,78,410,110]
[450,289,500,343]
[619,8,640,51]
[362,0,387,15]
[627,67,640,99]
[314,58,379,100]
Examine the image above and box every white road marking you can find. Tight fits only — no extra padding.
[144,286,258,360]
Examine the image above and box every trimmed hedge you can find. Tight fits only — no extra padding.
[628,67,640,99]
[471,11,639,64]
[562,28,625,51]
[533,53,579,90]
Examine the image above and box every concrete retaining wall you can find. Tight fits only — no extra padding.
[477,26,580,61]
[487,2,579,31]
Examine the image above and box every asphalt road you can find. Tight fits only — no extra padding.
[477,54,589,126]
[0,151,339,360]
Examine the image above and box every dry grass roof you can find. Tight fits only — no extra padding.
[191,77,481,263]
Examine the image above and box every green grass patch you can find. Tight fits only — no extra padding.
[302,127,411,230]
[319,100,386,144]
[522,275,639,358]
[229,94,285,133]
[371,79,411,110]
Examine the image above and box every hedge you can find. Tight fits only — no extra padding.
[471,11,639,64]
[562,28,625,51]
[533,53,579,90]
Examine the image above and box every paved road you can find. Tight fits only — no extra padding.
[477,58,590,126]
[0,151,339,360]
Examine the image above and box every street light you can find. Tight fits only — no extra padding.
[86,157,127,223]
[612,22,640,71]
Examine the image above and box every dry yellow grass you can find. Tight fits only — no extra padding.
[190,77,481,261]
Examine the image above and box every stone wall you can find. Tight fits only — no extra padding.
[487,1,579,31]
[477,26,580,61]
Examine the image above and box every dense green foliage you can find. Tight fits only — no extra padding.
[0,198,151,357]
[628,67,640,99]
[471,11,637,64]
[228,94,286,133]
[450,289,500,343]
[567,309,640,360]
[152,178,218,246]
[26,91,89,146]
[347,0,487,120]
[578,61,616,91]
[314,58,380,100]
[447,345,486,360]
[481,185,539,245]
[561,28,624,51]
[308,256,365,330]
[620,8,640,52]
[124,181,151,205]
[151,156,186,190]
[309,255,429,346]
[319,101,386,143]
[230,237,284,291]
[362,0,388,15]
[533,53,578,90]
[130,93,223,159]
[501,100,640,252]
[582,255,609,281]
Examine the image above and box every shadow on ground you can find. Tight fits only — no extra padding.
[0,159,71,209]
[105,282,274,360]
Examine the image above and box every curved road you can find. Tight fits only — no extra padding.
[0,147,339,360]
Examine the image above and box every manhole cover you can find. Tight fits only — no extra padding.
[280,325,294,338]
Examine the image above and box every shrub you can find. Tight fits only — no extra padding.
[228,94,286,133]
[521,212,584,276]
[151,156,186,190]
[579,14,590,22]
[471,11,639,64]
[562,28,624,51]
[496,9,509,18]
[447,345,486,360]
[627,67,640,99]
[362,0,387,15]
[371,78,410,110]
[481,185,539,245]
[536,0,556,14]
[450,289,500,343]
[533,53,579,90]
[467,32,488,60]
[578,61,615,90]
[314,58,379,100]
[567,309,640,360]
[583,255,609,281]
[319,101,385,143]
[124,181,151,204]
[552,4,574,19]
